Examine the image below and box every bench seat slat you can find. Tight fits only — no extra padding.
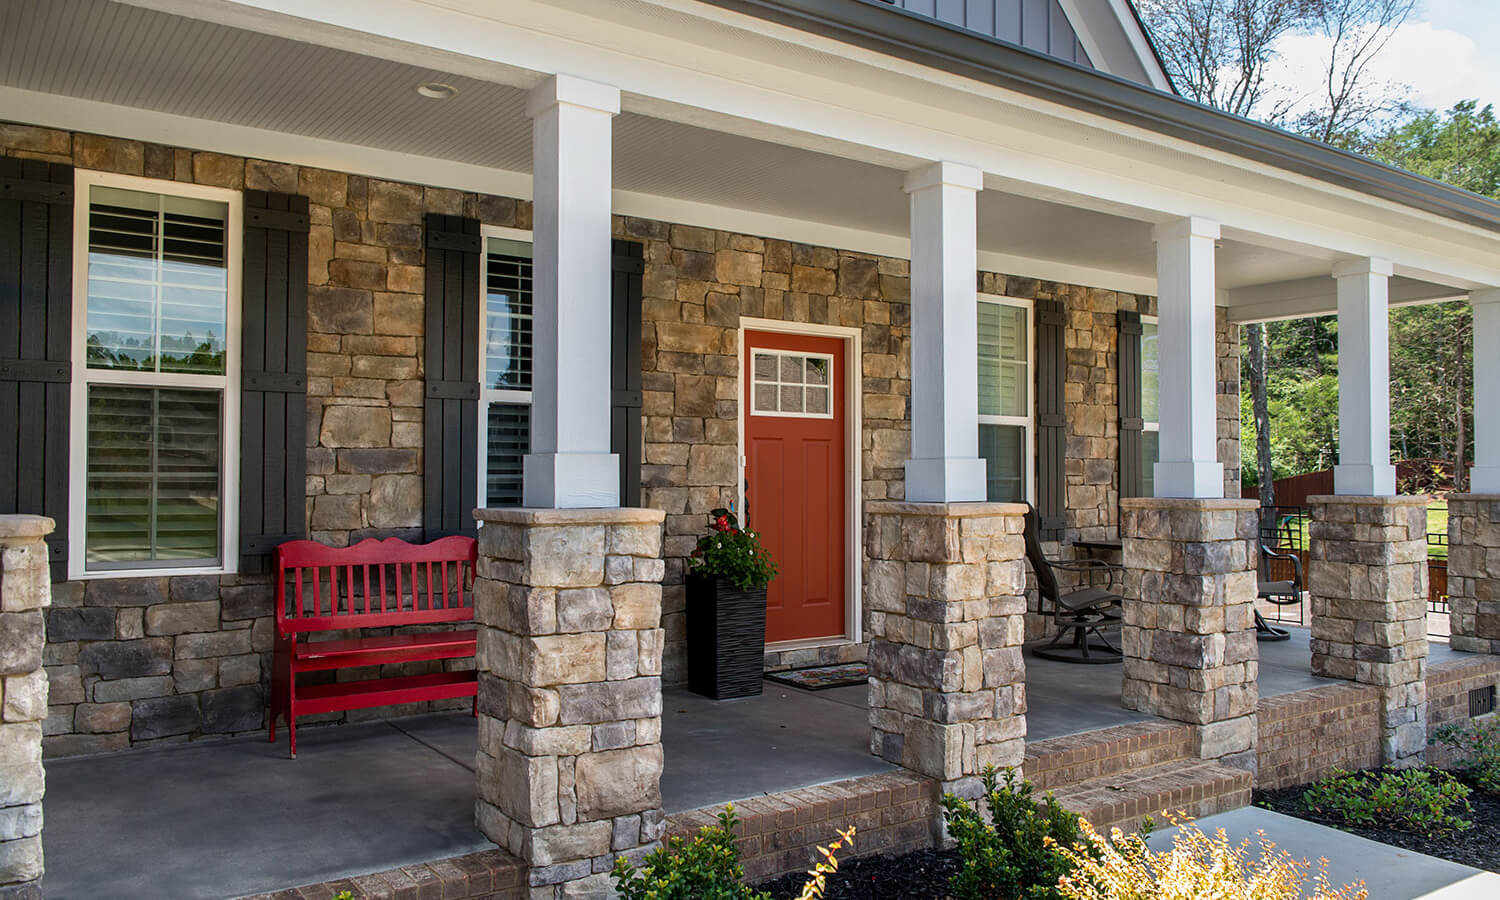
[294,671,478,716]
[290,630,477,671]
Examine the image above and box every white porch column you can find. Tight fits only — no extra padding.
[1472,290,1500,493]
[1333,258,1396,496]
[1150,216,1223,498]
[523,74,621,508]
[903,161,986,502]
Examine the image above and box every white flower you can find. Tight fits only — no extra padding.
[715,541,722,549]
[748,549,754,555]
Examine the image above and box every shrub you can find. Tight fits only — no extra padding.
[611,804,855,900]
[688,508,778,590]
[1055,815,1367,900]
[941,765,1086,900]
[1302,767,1472,836]
[1431,718,1500,793]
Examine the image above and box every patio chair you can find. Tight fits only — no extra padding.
[1255,544,1303,642]
[1022,505,1124,664]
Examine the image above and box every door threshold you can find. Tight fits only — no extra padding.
[765,636,858,652]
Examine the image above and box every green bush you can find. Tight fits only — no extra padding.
[1302,767,1472,836]
[612,805,772,900]
[1431,718,1500,793]
[942,766,1086,900]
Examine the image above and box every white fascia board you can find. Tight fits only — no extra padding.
[1054,0,1173,92]
[2,85,1153,295]
[131,0,1500,290]
[1226,276,1469,324]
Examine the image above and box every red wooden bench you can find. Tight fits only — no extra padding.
[268,535,479,757]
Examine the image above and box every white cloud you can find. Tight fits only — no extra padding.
[1262,20,1500,118]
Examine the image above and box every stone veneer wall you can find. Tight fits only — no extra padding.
[6,121,1243,748]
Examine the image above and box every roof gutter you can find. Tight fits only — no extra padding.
[697,0,1500,235]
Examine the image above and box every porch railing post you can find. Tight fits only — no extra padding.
[0,515,54,899]
[1307,495,1430,766]
[865,501,1029,818]
[523,74,623,508]
[472,507,667,898]
[1444,495,1500,654]
[1121,498,1259,771]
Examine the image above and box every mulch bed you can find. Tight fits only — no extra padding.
[1254,771,1500,874]
[757,847,962,899]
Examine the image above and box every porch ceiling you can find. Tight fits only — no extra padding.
[1,0,1469,314]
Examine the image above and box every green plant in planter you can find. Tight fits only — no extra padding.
[688,508,777,590]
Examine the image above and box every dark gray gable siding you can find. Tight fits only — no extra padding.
[884,0,1090,66]
[0,159,72,580]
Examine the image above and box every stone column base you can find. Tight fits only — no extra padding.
[1447,494,1500,654]
[472,507,667,899]
[865,501,1029,804]
[0,516,54,898]
[1308,495,1429,766]
[1121,498,1259,772]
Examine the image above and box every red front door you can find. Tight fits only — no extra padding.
[744,331,846,643]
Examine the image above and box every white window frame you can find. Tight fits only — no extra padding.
[476,224,535,508]
[1141,314,1160,497]
[68,171,243,579]
[977,293,1035,504]
[748,348,837,419]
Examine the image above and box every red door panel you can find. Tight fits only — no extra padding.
[744,331,845,643]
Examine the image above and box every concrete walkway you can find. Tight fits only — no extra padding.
[1147,806,1500,899]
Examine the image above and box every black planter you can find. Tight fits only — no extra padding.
[686,572,767,699]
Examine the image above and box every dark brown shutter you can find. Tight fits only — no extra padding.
[423,214,481,538]
[239,191,310,571]
[0,160,72,580]
[1118,310,1144,499]
[611,239,644,508]
[1035,298,1065,539]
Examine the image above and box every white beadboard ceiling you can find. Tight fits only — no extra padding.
[1,0,1378,296]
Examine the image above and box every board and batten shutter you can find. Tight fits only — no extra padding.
[1034,298,1066,540]
[0,159,72,580]
[1117,309,1145,499]
[423,213,481,538]
[239,190,310,572]
[611,239,644,508]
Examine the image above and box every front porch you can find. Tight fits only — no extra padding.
[41,628,1463,899]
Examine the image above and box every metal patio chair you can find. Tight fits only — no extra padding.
[1256,543,1304,642]
[1023,504,1124,664]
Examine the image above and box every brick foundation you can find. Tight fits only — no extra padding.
[0,516,52,900]
[1254,684,1383,790]
[473,507,667,899]
[1426,654,1500,767]
[1307,494,1429,766]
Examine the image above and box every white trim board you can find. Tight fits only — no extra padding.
[737,317,864,646]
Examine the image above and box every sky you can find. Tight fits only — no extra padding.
[1263,0,1500,117]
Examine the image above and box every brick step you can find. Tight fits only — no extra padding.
[1024,720,1196,791]
[1046,759,1251,834]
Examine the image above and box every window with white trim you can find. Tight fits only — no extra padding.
[72,175,240,575]
[480,231,533,507]
[977,296,1033,502]
[1141,317,1160,498]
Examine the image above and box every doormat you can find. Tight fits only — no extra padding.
[765,662,869,691]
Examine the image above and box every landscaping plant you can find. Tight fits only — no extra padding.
[687,508,778,590]
[1301,767,1473,836]
[612,804,855,900]
[941,765,1086,900]
[1431,718,1500,793]
[1054,815,1367,900]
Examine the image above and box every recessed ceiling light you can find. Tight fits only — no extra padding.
[417,82,458,100]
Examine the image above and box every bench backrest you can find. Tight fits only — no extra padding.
[274,536,478,634]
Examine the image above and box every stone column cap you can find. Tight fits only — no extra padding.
[866,500,1028,518]
[473,507,665,526]
[0,514,55,540]
[1119,497,1258,511]
[1446,493,1500,502]
[1304,494,1428,507]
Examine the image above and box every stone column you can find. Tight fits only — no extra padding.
[865,502,1028,802]
[1121,498,1258,771]
[1445,494,1500,654]
[1307,495,1429,766]
[0,516,53,900]
[473,507,667,899]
